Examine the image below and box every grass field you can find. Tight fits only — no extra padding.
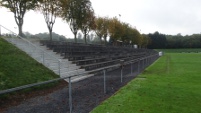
[91,50,201,113]
[157,48,201,53]
[0,37,59,96]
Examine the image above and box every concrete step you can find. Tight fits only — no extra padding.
[48,62,76,68]
[37,50,64,58]
[31,53,63,60]
[16,45,42,53]
[34,45,48,50]
[5,38,24,44]
[50,64,79,73]
[27,51,62,61]
[71,74,94,83]
[30,40,41,44]
[26,49,43,53]
[44,59,72,65]
[60,69,85,77]
[52,66,81,74]
[16,45,30,50]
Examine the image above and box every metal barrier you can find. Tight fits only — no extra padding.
[0,25,1,36]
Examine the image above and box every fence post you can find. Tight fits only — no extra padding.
[42,51,45,64]
[0,25,1,37]
[58,59,61,76]
[131,62,133,76]
[145,57,147,67]
[69,77,72,113]
[121,67,123,83]
[120,60,124,83]
[103,70,106,94]
[146,57,148,66]
[28,41,30,47]
[138,60,140,73]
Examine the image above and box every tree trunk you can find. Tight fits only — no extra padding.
[104,35,107,45]
[49,29,53,41]
[99,36,102,45]
[18,24,23,37]
[84,33,87,44]
[74,33,77,43]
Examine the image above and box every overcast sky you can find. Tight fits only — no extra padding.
[0,0,201,37]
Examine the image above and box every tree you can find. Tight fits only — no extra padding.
[80,1,95,44]
[94,17,104,44]
[121,22,131,45]
[102,17,109,45]
[107,17,143,47]
[60,0,92,43]
[38,0,61,41]
[94,17,109,45]
[108,17,124,44]
[0,0,38,37]
[129,27,142,46]
[60,0,77,42]
[148,31,167,49]
[165,34,201,48]
[141,34,151,48]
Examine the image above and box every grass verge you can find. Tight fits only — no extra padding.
[0,37,59,98]
[91,52,201,113]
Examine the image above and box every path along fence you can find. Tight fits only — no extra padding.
[0,25,159,113]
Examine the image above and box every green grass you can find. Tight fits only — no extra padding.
[91,51,201,113]
[0,37,59,95]
[157,48,201,53]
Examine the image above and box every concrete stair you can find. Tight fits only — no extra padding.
[4,37,94,83]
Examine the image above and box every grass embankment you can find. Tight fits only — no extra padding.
[91,50,201,113]
[0,37,59,96]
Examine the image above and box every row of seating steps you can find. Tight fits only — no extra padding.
[40,40,158,73]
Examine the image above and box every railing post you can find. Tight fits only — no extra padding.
[138,60,140,73]
[131,62,133,76]
[42,51,45,64]
[149,56,151,65]
[103,70,106,94]
[58,59,61,76]
[121,67,123,83]
[120,60,124,83]
[145,57,147,67]
[13,34,16,44]
[28,41,30,47]
[69,77,72,113]
[0,25,1,37]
